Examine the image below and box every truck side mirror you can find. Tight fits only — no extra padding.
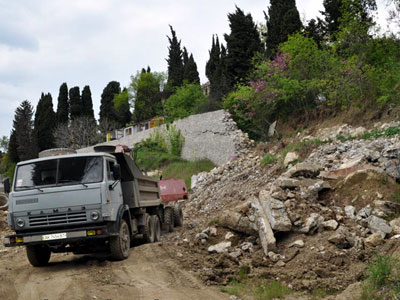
[3,178,10,194]
[112,164,121,180]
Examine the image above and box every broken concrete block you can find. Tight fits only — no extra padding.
[259,191,292,232]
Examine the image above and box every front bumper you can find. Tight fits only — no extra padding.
[4,225,112,247]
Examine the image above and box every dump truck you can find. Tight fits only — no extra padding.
[3,145,184,266]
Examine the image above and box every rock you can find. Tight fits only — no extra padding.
[268,121,277,137]
[357,205,372,219]
[219,212,257,235]
[328,226,353,249]
[365,232,385,247]
[322,220,339,231]
[390,217,400,235]
[191,174,199,190]
[195,232,209,240]
[241,242,253,252]
[345,206,357,219]
[276,177,301,189]
[259,191,292,232]
[229,251,242,259]
[373,200,400,215]
[283,163,322,178]
[289,240,305,248]
[275,260,286,267]
[251,197,277,256]
[299,213,324,234]
[208,241,231,253]
[209,227,218,237]
[268,251,280,262]
[366,216,392,237]
[271,189,287,201]
[339,155,365,169]
[284,152,299,167]
[225,232,235,240]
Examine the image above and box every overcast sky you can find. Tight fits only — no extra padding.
[0,0,394,139]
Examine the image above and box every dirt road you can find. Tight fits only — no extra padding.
[0,243,229,300]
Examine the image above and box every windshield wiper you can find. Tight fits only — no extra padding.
[17,185,44,192]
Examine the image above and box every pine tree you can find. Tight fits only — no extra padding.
[166,25,184,90]
[99,81,121,125]
[224,6,263,87]
[35,93,56,152]
[56,82,69,124]
[81,85,95,122]
[183,54,200,84]
[12,100,37,161]
[265,0,303,58]
[69,86,82,119]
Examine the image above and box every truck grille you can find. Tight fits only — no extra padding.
[28,211,87,227]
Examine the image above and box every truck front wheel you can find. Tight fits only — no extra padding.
[110,219,131,260]
[26,245,51,267]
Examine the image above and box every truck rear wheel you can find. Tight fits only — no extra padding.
[26,245,51,267]
[110,219,130,260]
[163,207,174,233]
[151,215,161,242]
[173,206,183,227]
[142,213,155,243]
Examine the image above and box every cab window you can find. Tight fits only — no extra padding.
[107,160,115,181]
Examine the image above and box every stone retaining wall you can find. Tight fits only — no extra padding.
[77,110,251,166]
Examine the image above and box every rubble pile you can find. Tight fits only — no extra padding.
[171,122,400,292]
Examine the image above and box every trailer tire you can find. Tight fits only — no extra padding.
[142,213,154,243]
[151,215,161,242]
[173,206,183,227]
[163,207,174,233]
[26,245,51,267]
[110,219,130,260]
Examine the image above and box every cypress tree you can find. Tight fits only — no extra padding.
[183,53,200,84]
[56,82,69,124]
[81,85,95,122]
[35,93,56,152]
[224,6,263,87]
[8,130,19,163]
[99,81,121,125]
[321,0,342,38]
[166,25,184,90]
[183,47,189,66]
[205,35,220,84]
[305,18,325,47]
[12,100,37,161]
[265,0,303,58]
[69,86,82,119]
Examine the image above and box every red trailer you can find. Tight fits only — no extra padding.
[159,179,188,203]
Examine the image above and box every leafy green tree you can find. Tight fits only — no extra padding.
[69,86,82,119]
[129,71,165,123]
[113,88,131,127]
[56,82,69,124]
[35,93,56,152]
[265,0,303,58]
[164,84,208,122]
[166,25,184,90]
[225,6,263,87]
[99,81,121,125]
[12,100,37,161]
[183,53,200,84]
[81,85,96,124]
[0,136,9,153]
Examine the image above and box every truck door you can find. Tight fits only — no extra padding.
[106,159,123,206]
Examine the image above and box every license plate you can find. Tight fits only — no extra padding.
[42,233,67,241]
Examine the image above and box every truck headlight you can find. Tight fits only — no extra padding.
[90,211,99,221]
[16,218,25,228]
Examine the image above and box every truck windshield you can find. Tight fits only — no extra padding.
[14,156,103,191]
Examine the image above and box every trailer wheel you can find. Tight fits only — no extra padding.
[26,245,51,267]
[173,206,183,227]
[110,219,130,260]
[142,213,155,243]
[163,207,174,233]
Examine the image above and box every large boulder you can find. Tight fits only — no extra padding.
[284,152,299,167]
[283,163,322,178]
[390,217,400,235]
[208,242,231,253]
[366,215,392,237]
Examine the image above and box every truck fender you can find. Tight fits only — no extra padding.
[108,205,132,236]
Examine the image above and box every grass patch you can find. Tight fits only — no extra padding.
[162,159,215,190]
[261,153,278,165]
[135,150,184,170]
[311,288,337,299]
[280,138,324,164]
[220,278,291,300]
[208,218,220,226]
[360,255,400,300]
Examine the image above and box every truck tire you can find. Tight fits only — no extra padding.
[151,215,161,242]
[173,206,183,227]
[26,245,51,267]
[110,219,130,260]
[163,207,174,233]
[142,213,155,243]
